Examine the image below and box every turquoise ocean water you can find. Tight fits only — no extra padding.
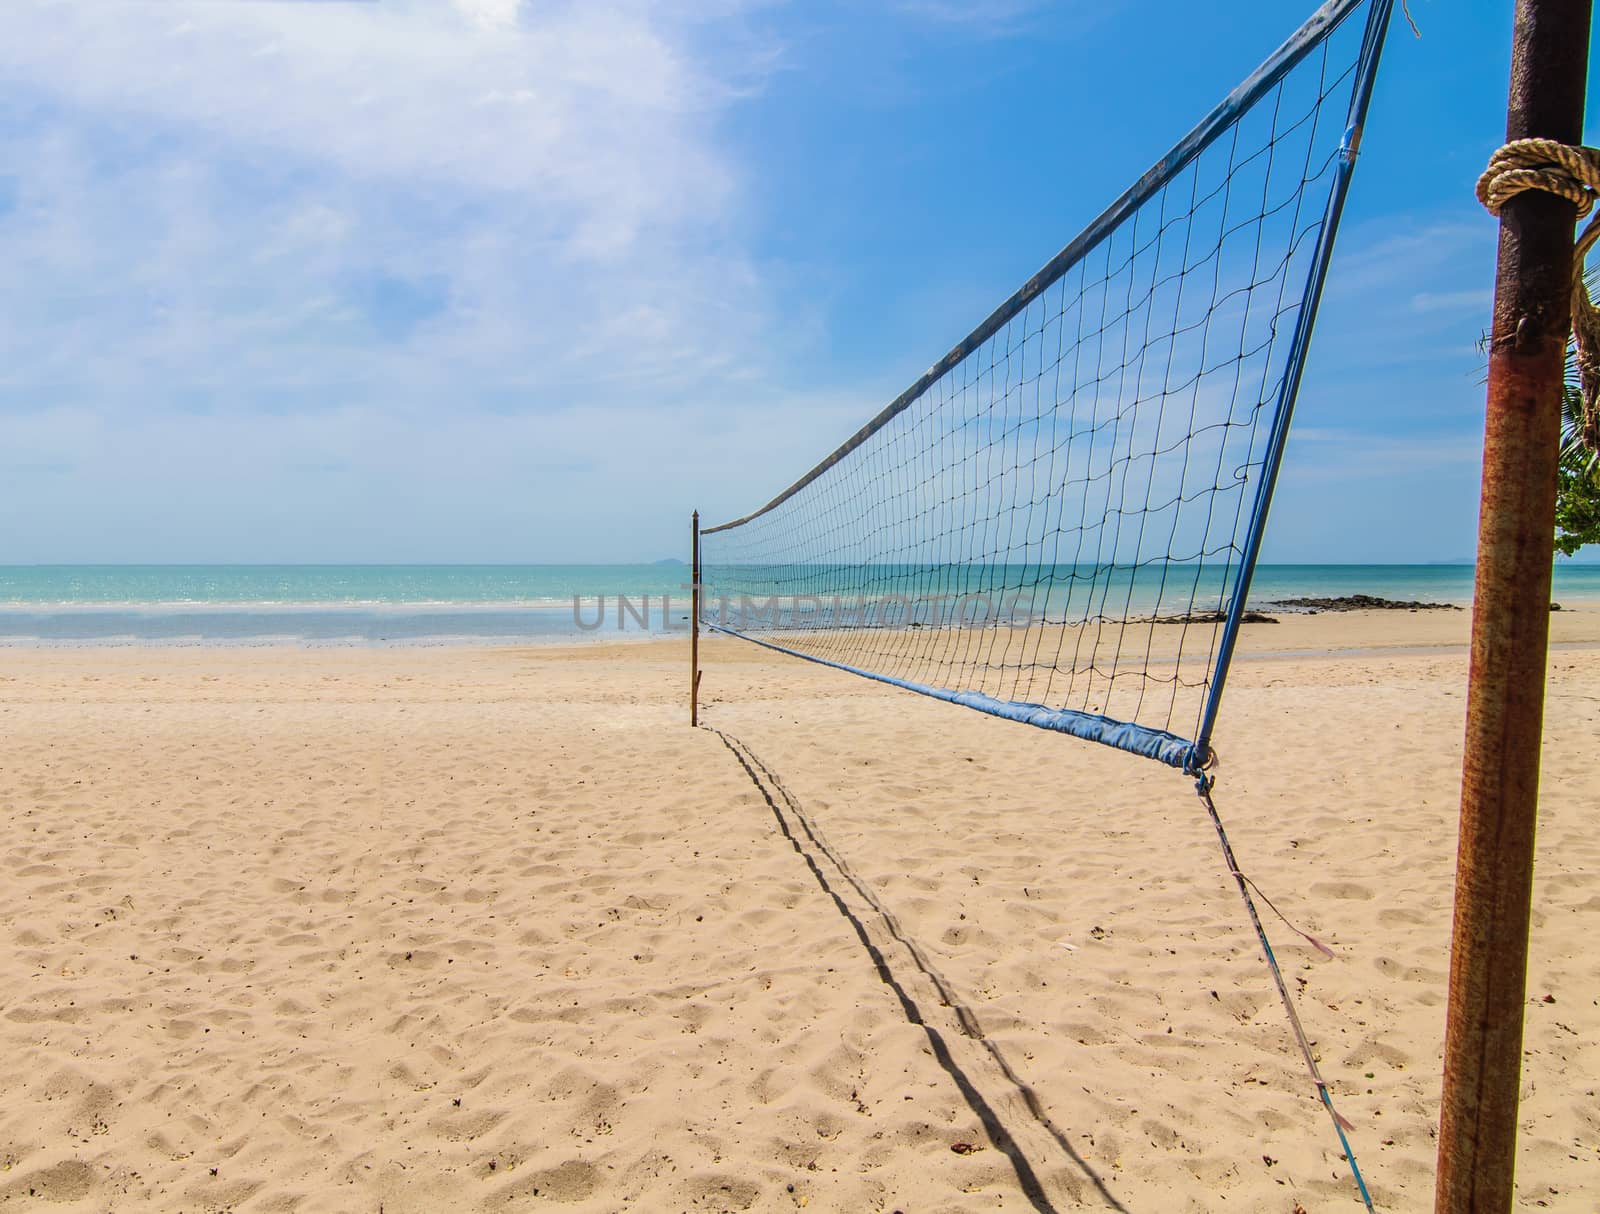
[2,563,1597,645]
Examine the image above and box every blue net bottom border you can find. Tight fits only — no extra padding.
[704,624,1197,770]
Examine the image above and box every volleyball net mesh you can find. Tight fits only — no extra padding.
[699,0,1391,771]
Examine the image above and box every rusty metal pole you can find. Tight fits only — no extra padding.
[690,510,701,727]
[1436,3,1590,1211]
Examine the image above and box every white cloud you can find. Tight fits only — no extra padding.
[1261,425,1486,561]
[0,386,875,562]
[0,0,815,559]
[1410,288,1492,314]
[1285,426,1483,474]
[1323,218,1486,305]
[454,0,522,33]
[0,0,730,234]
[893,0,1051,36]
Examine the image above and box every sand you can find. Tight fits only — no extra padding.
[0,610,1596,1212]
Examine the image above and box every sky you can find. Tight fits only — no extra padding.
[0,0,1595,564]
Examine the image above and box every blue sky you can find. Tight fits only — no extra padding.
[0,0,1592,563]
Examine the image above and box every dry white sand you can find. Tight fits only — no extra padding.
[0,610,1596,1212]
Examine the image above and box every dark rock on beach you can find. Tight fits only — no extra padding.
[1266,594,1462,613]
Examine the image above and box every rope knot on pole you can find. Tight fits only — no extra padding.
[1478,137,1600,453]
[1476,137,1600,216]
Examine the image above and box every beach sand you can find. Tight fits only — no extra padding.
[1,610,1596,1212]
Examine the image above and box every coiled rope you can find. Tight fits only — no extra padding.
[1477,137,1600,452]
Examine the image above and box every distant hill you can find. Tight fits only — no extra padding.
[653,558,687,566]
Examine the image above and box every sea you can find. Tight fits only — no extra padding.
[1,563,1597,646]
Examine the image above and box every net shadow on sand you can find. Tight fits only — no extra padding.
[712,727,1130,1214]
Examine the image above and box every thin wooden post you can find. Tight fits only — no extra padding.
[690,510,701,726]
[1437,3,1590,1210]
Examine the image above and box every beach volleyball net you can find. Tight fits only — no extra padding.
[699,0,1393,774]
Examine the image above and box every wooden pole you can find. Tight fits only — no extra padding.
[1436,3,1589,1210]
[690,510,701,727]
